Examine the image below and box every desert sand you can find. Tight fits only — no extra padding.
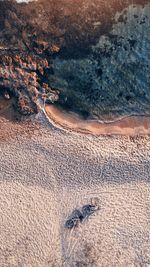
[45,104,150,136]
[0,112,150,267]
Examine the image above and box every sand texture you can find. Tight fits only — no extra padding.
[0,1,150,266]
[0,114,150,267]
[45,104,150,136]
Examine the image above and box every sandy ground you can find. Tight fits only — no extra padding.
[45,104,150,136]
[0,113,150,267]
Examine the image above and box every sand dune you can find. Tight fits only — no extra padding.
[45,104,150,136]
[0,114,150,266]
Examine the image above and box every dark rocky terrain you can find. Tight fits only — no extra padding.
[0,0,150,120]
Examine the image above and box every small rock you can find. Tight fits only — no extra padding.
[4,93,10,100]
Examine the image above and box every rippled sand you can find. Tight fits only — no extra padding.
[0,113,150,267]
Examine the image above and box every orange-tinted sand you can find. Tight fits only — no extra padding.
[45,104,150,135]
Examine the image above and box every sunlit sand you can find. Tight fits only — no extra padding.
[0,1,150,266]
[0,115,150,266]
[45,104,150,136]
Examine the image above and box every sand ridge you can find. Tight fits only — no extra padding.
[45,104,150,136]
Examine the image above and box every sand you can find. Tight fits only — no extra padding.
[45,104,150,136]
[0,112,150,267]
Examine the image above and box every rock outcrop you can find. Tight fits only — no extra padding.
[0,0,149,119]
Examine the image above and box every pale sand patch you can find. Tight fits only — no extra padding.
[0,182,149,267]
[0,116,150,266]
[45,104,150,136]
[0,182,63,267]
